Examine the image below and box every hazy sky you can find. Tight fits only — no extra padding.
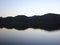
[0,0,60,17]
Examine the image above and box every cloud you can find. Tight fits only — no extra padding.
[0,13,60,31]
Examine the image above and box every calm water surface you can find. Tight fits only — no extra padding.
[0,28,60,45]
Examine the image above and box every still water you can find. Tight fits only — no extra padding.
[0,28,60,45]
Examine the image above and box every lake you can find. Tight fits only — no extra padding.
[0,28,60,45]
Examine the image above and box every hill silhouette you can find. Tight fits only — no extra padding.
[0,13,60,31]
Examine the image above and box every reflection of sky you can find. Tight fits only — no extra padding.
[0,0,60,17]
[0,28,60,45]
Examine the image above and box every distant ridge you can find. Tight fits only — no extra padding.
[0,13,60,31]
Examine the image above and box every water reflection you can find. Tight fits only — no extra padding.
[0,28,60,45]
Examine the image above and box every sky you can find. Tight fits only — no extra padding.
[0,0,60,17]
[0,0,60,45]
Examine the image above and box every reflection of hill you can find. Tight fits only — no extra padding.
[0,13,60,31]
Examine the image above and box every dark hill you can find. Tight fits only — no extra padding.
[0,13,60,31]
